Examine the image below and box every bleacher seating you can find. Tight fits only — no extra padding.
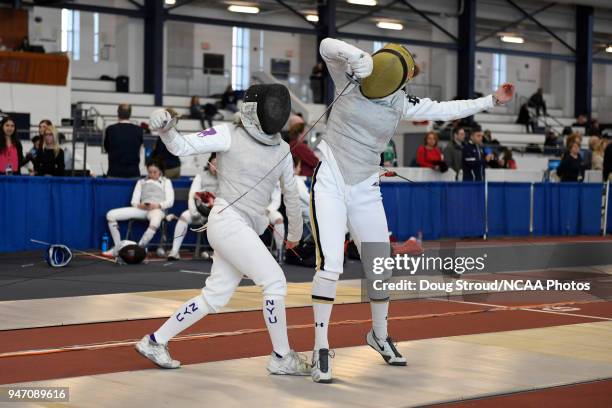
[17,84,601,181]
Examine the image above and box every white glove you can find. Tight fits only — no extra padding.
[149,109,176,133]
[348,52,373,79]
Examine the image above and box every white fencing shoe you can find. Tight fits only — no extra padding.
[267,350,311,375]
[135,335,181,369]
[366,329,407,366]
[311,348,334,383]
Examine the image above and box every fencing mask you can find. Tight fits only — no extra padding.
[118,240,146,265]
[45,244,73,268]
[240,84,291,144]
[360,43,416,99]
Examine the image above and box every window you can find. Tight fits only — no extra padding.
[232,27,250,91]
[93,13,100,62]
[492,53,506,91]
[373,41,384,52]
[61,9,80,60]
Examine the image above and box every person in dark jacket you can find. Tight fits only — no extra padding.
[33,125,65,176]
[221,85,238,112]
[0,116,25,175]
[528,88,547,117]
[557,140,584,182]
[443,127,465,177]
[104,104,143,178]
[151,108,181,179]
[462,128,493,181]
[516,103,534,133]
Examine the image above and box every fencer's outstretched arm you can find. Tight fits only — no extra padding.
[279,154,303,243]
[403,95,495,122]
[320,38,373,90]
[149,109,231,157]
[403,83,515,121]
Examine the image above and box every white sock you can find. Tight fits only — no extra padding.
[370,301,389,339]
[138,227,157,247]
[107,221,121,248]
[263,296,290,357]
[171,219,189,254]
[273,223,285,251]
[312,273,337,350]
[153,295,210,344]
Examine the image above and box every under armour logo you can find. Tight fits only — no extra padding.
[315,322,325,328]
[407,95,421,106]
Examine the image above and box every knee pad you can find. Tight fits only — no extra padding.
[262,274,287,298]
[312,271,338,303]
[106,212,116,223]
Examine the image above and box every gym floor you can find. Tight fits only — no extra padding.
[1,237,611,407]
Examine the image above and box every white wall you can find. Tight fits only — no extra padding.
[0,83,71,126]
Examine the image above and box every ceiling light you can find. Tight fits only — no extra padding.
[164,0,176,5]
[500,35,524,44]
[228,5,260,14]
[376,21,403,30]
[306,14,319,22]
[606,46,612,53]
[347,0,378,6]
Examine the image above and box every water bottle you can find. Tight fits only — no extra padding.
[101,233,109,252]
[5,164,12,175]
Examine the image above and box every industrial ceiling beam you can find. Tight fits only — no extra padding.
[476,2,556,44]
[506,0,575,53]
[21,1,145,18]
[273,0,318,27]
[399,0,458,43]
[336,0,400,30]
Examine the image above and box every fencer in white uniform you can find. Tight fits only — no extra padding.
[135,84,310,376]
[309,38,515,383]
[104,161,174,256]
[167,154,219,260]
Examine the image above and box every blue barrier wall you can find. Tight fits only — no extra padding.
[0,176,607,252]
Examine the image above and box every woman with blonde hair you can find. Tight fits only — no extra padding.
[33,125,64,176]
[591,139,606,171]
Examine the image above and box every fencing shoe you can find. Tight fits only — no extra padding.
[366,329,407,366]
[311,348,334,383]
[135,335,181,369]
[267,350,311,375]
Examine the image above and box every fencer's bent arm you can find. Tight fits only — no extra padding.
[131,180,143,207]
[403,95,495,121]
[279,154,304,243]
[187,174,202,217]
[320,38,365,89]
[160,178,175,210]
[160,124,232,157]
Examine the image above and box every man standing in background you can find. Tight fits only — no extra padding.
[104,103,143,178]
[444,127,465,178]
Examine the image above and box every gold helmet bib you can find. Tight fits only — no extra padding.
[360,43,416,99]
